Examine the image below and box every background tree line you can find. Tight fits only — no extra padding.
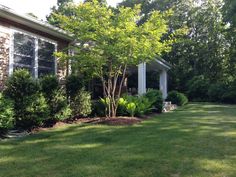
[47,0,236,103]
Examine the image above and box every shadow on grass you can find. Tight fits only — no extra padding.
[0,103,236,177]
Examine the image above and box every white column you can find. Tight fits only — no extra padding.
[138,62,146,95]
[159,69,168,99]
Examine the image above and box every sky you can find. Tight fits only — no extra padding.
[0,0,123,20]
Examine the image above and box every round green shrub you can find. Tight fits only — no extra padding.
[20,93,49,129]
[70,88,92,117]
[45,89,71,122]
[40,75,71,123]
[40,75,59,99]
[4,69,40,99]
[66,75,84,100]
[166,91,188,106]
[0,93,14,134]
[122,95,152,116]
[145,89,163,113]
[4,69,46,129]
[91,100,106,117]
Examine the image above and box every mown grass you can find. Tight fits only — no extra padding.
[1,103,236,177]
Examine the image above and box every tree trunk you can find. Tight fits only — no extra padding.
[100,65,127,118]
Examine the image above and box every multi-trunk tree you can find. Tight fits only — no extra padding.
[54,1,173,117]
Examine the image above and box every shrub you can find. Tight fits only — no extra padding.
[221,81,236,104]
[117,97,128,116]
[221,91,236,104]
[96,94,154,117]
[0,93,14,134]
[91,100,106,117]
[48,89,72,121]
[166,91,188,106]
[122,95,152,116]
[4,69,40,99]
[145,89,163,113]
[19,93,49,129]
[187,75,209,101]
[4,69,47,129]
[40,75,71,123]
[126,102,136,117]
[70,88,92,117]
[208,82,227,102]
[40,75,59,99]
[66,75,84,100]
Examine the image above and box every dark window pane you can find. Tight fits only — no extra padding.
[38,39,55,76]
[38,67,54,77]
[38,60,54,68]
[14,54,33,65]
[13,32,35,75]
[14,33,35,57]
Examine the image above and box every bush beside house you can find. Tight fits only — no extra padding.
[0,93,14,134]
[0,70,92,133]
[40,75,71,124]
[4,70,49,129]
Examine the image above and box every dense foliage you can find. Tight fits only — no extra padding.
[40,75,71,123]
[119,0,236,103]
[70,88,92,117]
[100,90,164,117]
[65,74,84,100]
[0,93,14,134]
[4,70,49,129]
[166,91,188,106]
[145,89,163,113]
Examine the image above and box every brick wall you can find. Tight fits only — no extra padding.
[0,26,10,91]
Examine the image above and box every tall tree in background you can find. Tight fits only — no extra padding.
[120,0,229,91]
[223,0,236,81]
[47,0,73,26]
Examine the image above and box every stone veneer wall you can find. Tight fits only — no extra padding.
[0,26,10,91]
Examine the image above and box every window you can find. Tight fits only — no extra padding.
[38,39,56,76]
[13,33,35,74]
[10,29,57,77]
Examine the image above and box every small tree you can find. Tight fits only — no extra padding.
[55,1,173,117]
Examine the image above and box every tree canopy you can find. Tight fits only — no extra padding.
[53,1,173,117]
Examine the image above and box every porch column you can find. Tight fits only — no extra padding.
[159,69,168,99]
[138,62,146,95]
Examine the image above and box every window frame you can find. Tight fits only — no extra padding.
[9,27,58,78]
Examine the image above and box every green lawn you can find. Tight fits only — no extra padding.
[1,103,236,177]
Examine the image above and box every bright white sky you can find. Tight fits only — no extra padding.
[0,0,123,20]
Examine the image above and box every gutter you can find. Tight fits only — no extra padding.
[0,4,73,41]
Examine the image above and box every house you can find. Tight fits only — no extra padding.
[0,4,73,90]
[0,4,170,98]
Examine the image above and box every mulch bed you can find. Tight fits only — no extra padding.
[1,114,158,139]
[65,116,142,126]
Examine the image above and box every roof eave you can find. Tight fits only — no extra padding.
[155,56,171,70]
[0,5,73,41]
